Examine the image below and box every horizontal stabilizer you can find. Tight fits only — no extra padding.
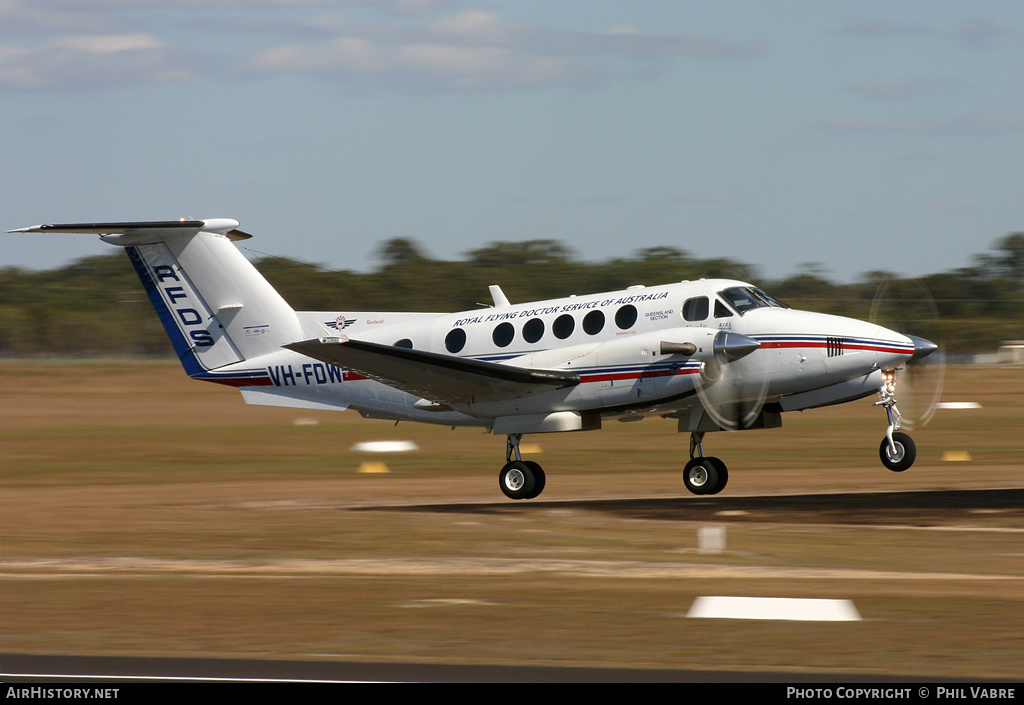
[286,337,579,405]
[9,219,252,241]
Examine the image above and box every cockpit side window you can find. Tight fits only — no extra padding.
[753,288,789,309]
[714,299,733,318]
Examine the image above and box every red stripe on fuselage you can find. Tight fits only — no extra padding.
[759,340,911,355]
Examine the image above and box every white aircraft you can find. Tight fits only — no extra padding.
[11,218,938,499]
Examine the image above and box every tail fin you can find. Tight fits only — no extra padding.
[11,219,302,376]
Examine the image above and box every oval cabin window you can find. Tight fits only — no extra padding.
[583,310,605,335]
[523,317,545,344]
[553,314,575,339]
[492,322,514,347]
[615,304,638,329]
[445,328,467,353]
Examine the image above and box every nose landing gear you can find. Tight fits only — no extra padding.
[875,371,917,472]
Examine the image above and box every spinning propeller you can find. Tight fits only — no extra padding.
[869,278,945,429]
[693,330,770,431]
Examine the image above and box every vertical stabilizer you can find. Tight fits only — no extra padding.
[11,219,303,376]
[126,230,303,374]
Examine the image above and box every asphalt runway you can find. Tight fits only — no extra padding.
[0,653,923,684]
[6,487,1023,683]
[375,486,1024,527]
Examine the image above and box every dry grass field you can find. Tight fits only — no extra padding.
[2,361,1023,678]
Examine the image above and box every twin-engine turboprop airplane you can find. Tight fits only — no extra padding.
[11,218,938,499]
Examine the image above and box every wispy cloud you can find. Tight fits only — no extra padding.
[0,33,198,89]
[236,9,768,91]
[831,19,934,39]
[833,15,1013,51]
[952,17,1004,50]
[817,111,1024,135]
[0,2,769,92]
[0,0,127,36]
[847,77,931,103]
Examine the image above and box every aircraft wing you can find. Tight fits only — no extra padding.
[285,337,580,405]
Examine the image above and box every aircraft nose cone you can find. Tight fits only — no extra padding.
[907,335,938,362]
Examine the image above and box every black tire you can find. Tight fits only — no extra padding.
[703,457,729,494]
[522,461,546,499]
[879,431,916,472]
[499,460,536,500]
[683,457,720,496]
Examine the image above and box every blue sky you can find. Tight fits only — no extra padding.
[3,1,1023,284]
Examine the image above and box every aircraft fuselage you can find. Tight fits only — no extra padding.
[220,278,916,433]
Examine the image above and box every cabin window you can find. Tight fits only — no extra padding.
[492,322,514,347]
[394,338,413,349]
[445,328,467,353]
[682,296,709,321]
[583,310,605,335]
[523,317,545,344]
[553,314,575,339]
[615,304,638,329]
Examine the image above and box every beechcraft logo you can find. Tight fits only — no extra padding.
[325,315,356,331]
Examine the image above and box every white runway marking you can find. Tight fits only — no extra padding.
[687,596,861,621]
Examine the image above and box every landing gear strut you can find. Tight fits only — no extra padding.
[498,433,546,500]
[875,371,917,472]
[683,432,729,495]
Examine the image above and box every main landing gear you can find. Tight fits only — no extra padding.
[683,432,729,495]
[499,433,547,500]
[875,371,917,472]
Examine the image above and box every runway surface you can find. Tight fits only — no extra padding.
[5,486,1024,682]
[0,653,918,683]
[380,486,1024,527]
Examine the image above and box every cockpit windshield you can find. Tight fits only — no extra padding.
[718,286,789,315]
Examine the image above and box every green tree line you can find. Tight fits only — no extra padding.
[2,233,1022,358]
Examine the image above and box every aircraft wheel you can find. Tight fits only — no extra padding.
[499,460,536,500]
[703,457,728,495]
[522,460,546,499]
[879,432,916,472]
[683,457,720,496]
